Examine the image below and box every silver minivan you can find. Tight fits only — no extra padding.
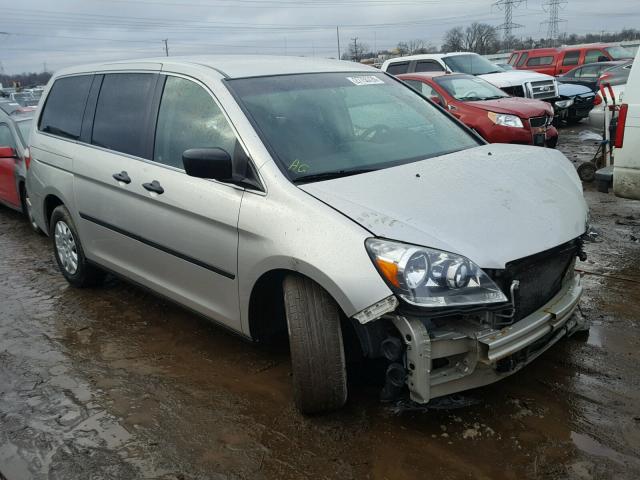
[27,56,589,413]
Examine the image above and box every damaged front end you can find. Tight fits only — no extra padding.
[352,238,587,404]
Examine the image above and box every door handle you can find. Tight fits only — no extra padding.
[142,180,164,194]
[112,171,131,184]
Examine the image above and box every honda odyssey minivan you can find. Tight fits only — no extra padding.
[27,56,589,414]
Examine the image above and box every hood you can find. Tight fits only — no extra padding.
[465,97,553,117]
[300,144,587,269]
[479,70,554,88]
[558,83,594,97]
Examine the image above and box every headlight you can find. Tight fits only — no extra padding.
[487,112,523,128]
[366,238,508,308]
[555,99,574,109]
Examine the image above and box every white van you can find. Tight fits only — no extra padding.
[613,49,640,199]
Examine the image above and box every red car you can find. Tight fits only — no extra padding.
[398,72,558,148]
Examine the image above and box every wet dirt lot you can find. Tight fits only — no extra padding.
[2,125,640,480]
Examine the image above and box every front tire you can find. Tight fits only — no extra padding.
[283,275,348,414]
[50,205,105,287]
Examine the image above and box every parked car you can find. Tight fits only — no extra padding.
[398,72,558,147]
[0,99,33,116]
[613,49,640,199]
[598,60,633,87]
[555,83,596,125]
[558,61,627,91]
[509,44,634,76]
[0,109,38,229]
[27,56,589,414]
[381,53,560,102]
[588,84,625,129]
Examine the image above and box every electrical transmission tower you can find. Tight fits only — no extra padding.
[493,0,524,48]
[541,0,567,47]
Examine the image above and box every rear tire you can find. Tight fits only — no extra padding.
[50,205,105,287]
[283,275,347,414]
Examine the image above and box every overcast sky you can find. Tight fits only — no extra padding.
[1,0,639,74]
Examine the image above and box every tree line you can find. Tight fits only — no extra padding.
[345,26,640,61]
[0,72,52,90]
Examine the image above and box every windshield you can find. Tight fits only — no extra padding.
[434,75,509,101]
[605,46,634,60]
[443,54,505,75]
[227,72,480,182]
[16,118,33,145]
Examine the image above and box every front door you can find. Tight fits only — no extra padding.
[74,73,244,329]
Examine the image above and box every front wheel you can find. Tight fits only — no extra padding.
[50,205,105,287]
[283,275,347,414]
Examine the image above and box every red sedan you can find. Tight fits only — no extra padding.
[398,72,558,148]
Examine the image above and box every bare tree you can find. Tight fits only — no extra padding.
[442,27,465,53]
[464,22,499,55]
[347,39,370,62]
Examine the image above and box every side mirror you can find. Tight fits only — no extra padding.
[430,96,443,106]
[183,148,232,180]
[0,146,17,159]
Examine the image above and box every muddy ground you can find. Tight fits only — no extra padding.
[1,125,640,480]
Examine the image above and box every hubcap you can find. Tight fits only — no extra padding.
[54,221,79,274]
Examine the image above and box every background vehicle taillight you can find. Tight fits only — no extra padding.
[614,104,628,149]
[24,147,31,169]
[594,94,602,106]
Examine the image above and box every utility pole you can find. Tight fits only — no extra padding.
[336,26,341,59]
[351,37,358,62]
[541,0,567,47]
[162,39,169,56]
[43,62,47,73]
[493,0,524,49]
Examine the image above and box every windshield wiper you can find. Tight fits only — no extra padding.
[293,168,375,184]
[480,95,507,100]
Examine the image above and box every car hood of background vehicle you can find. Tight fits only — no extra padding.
[465,97,552,117]
[299,144,587,269]
[478,70,555,88]
[558,83,595,97]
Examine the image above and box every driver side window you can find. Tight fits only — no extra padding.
[154,76,237,169]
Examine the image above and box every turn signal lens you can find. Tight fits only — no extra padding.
[375,258,400,288]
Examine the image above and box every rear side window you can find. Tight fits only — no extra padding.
[526,56,553,66]
[508,53,519,65]
[0,124,16,149]
[563,51,580,66]
[91,73,156,158]
[386,62,410,75]
[414,60,444,72]
[39,75,92,140]
[516,52,529,67]
[153,76,237,169]
[585,49,606,64]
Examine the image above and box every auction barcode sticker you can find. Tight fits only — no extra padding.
[346,76,385,86]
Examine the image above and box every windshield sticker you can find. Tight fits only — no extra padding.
[346,76,385,86]
[288,159,309,173]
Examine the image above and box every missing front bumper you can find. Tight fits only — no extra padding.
[392,272,584,404]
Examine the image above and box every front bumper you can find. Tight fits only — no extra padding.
[391,272,583,404]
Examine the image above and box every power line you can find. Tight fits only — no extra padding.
[493,0,524,47]
[541,0,567,46]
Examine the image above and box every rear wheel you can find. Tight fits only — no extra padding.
[50,205,105,287]
[283,275,347,414]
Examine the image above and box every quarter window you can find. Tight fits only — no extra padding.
[0,125,15,149]
[414,60,444,72]
[562,51,580,66]
[526,56,554,66]
[39,75,92,140]
[386,62,410,75]
[153,76,237,169]
[91,73,156,158]
[585,49,606,64]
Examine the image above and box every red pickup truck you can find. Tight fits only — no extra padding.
[508,44,634,76]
